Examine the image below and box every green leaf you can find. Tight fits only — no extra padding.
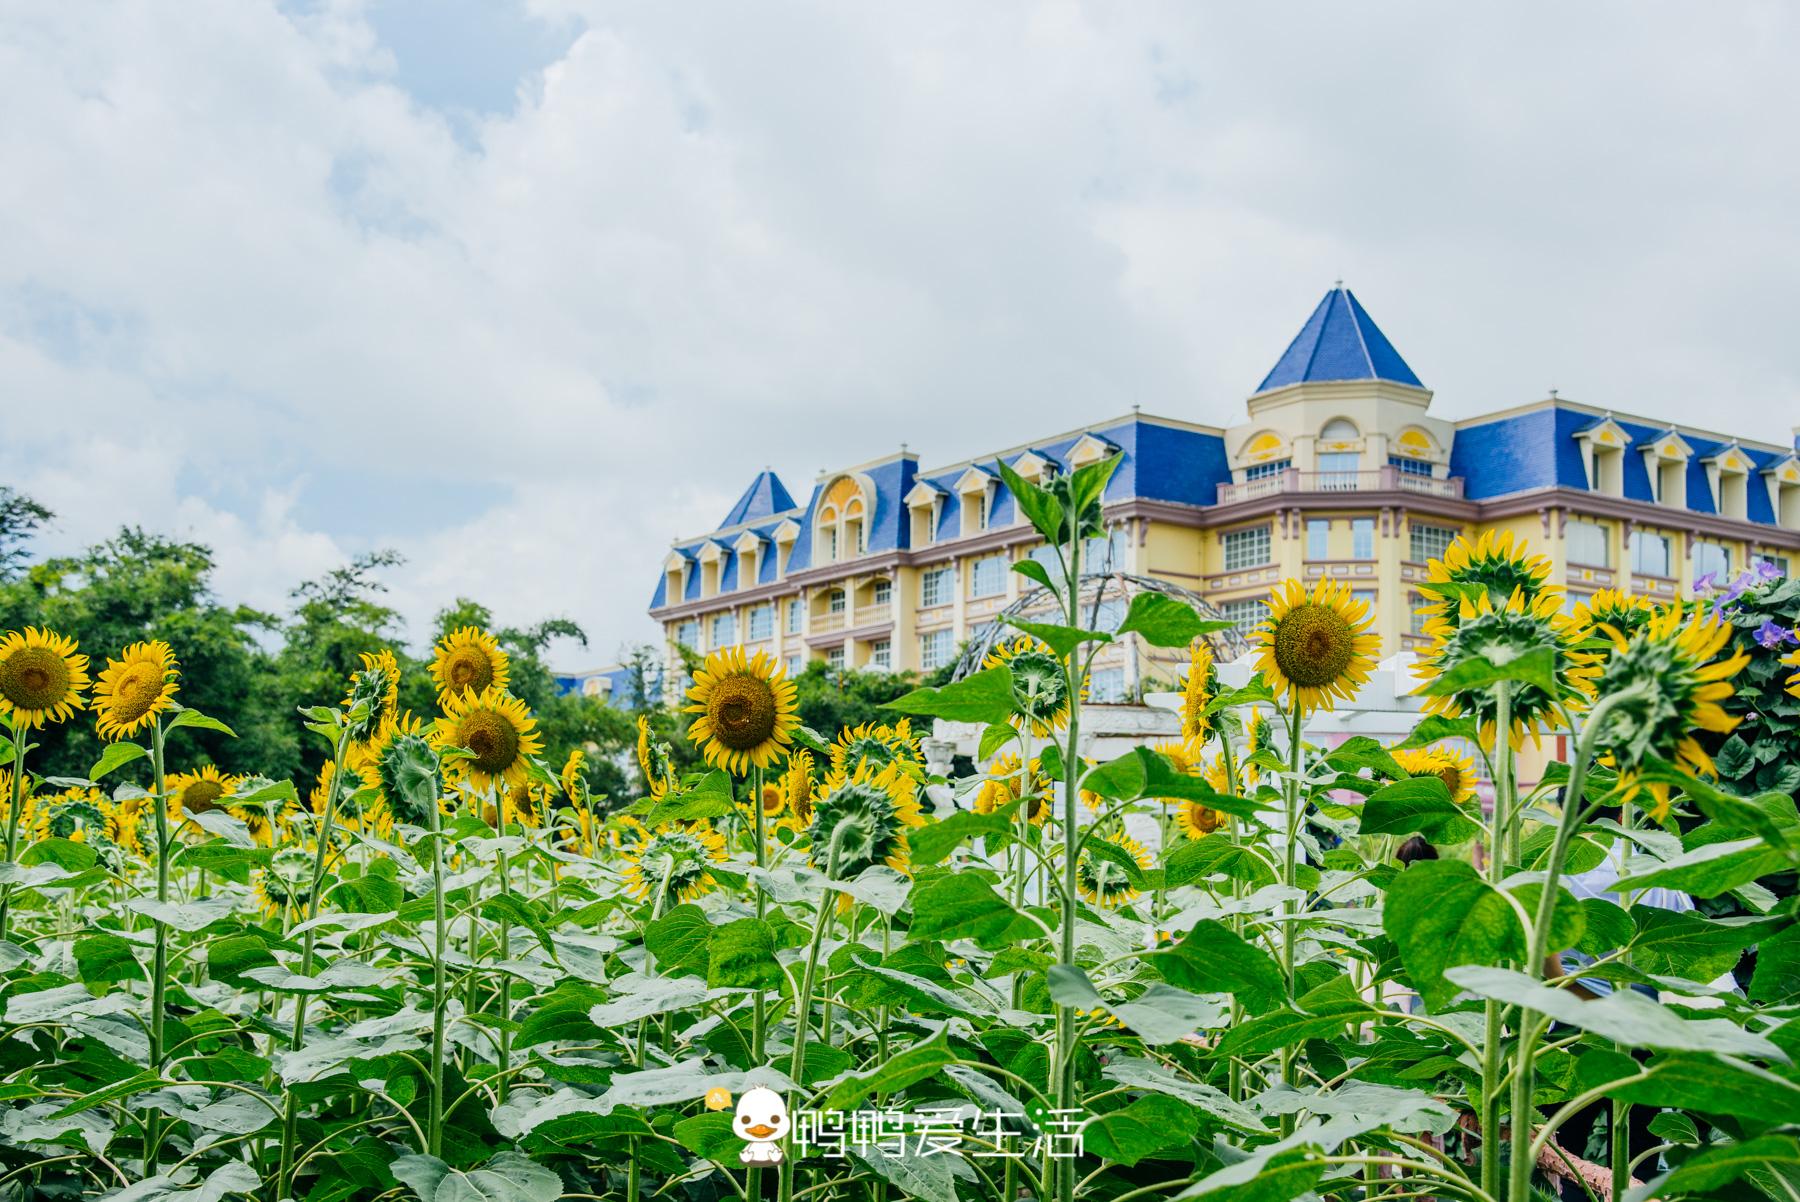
[391,1151,562,1202]
[88,741,146,782]
[908,809,1014,868]
[1629,909,1777,982]
[706,919,784,992]
[1083,746,1265,820]
[1612,837,1788,899]
[646,771,737,826]
[1083,1093,1200,1166]
[1012,558,1056,591]
[1177,1145,1328,1202]
[480,893,555,957]
[906,873,1035,950]
[1382,859,1525,1011]
[1066,453,1122,520]
[1003,615,1107,659]
[1574,899,1634,959]
[1359,775,1479,844]
[847,1144,970,1202]
[517,981,610,1048]
[207,935,278,989]
[1047,965,1228,1045]
[671,1111,739,1161]
[1320,736,1406,780]
[976,721,1016,762]
[1213,976,1373,1060]
[1389,714,1480,751]
[1628,1135,1800,1202]
[165,708,236,737]
[1752,924,1800,1004]
[1157,920,1285,1014]
[645,904,713,978]
[1589,1050,1800,1123]
[1082,835,1148,889]
[1164,838,1277,890]
[22,838,98,872]
[1100,1057,1268,1134]
[74,933,143,985]
[994,457,1065,543]
[1115,592,1231,649]
[885,666,1017,726]
[1446,965,1786,1058]
[816,1035,954,1111]
[1416,645,1558,697]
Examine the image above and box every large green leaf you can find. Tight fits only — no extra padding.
[1004,616,1106,659]
[1115,593,1232,649]
[994,456,1065,543]
[885,667,1017,726]
[908,809,1013,867]
[390,1152,561,1202]
[1358,775,1479,844]
[1628,1135,1800,1202]
[1446,965,1786,1058]
[1157,920,1285,1014]
[1382,859,1525,1011]
[1082,1093,1200,1166]
[1416,645,1558,696]
[1047,965,1228,1045]
[906,873,1036,950]
[1164,838,1278,890]
[706,919,784,992]
[1083,747,1265,820]
[816,1035,954,1111]
[1629,909,1779,982]
[1612,837,1789,900]
[88,741,146,782]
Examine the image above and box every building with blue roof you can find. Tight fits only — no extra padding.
[651,286,1800,689]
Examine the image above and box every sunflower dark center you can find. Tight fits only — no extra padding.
[460,709,520,773]
[1272,603,1355,688]
[1,646,70,710]
[709,675,777,750]
[182,780,225,813]
[446,650,491,692]
[1436,767,1463,795]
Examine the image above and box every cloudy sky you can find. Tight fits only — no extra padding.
[3,2,1797,668]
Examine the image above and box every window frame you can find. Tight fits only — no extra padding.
[1222,525,1273,572]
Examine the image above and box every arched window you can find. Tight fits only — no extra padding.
[1320,418,1359,442]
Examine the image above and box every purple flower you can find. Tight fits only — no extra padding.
[1756,558,1785,581]
[1692,573,1717,594]
[1755,620,1795,650]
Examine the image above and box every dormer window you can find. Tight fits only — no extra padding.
[905,482,944,547]
[1706,445,1753,520]
[1767,456,1800,529]
[815,476,869,565]
[954,467,996,537]
[1575,417,1632,497]
[1641,432,1693,509]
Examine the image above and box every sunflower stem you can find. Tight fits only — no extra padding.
[427,785,448,1157]
[781,835,844,1202]
[1054,528,1082,1202]
[143,716,171,1176]
[1277,701,1305,1130]
[0,720,26,942]
[1479,682,1512,1202]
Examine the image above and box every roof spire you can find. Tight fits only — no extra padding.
[1256,286,1423,393]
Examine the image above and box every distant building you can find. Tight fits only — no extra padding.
[553,662,663,709]
[649,286,1800,691]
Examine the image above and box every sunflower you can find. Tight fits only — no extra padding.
[636,715,676,798]
[166,764,243,837]
[1076,834,1152,908]
[1414,587,1598,750]
[1177,798,1226,840]
[558,806,606,858]
[228,784,296,848]
[1589,602,1749,782]
[88,640,180,741]
[608,813,649,850]
[0,770,30,833]
[975,753,1052,826]
[829,719,922,776]
[746,779,787,824]
[1568,589,1657,646]
[433,687,543,792]
[34,791,110,845]
[342,648,400,745]
[355,712,446,828]
[620,823,728,903]
[684,648,800,775]
[105,794,157,861]
[309,760,385,840]
[983,636,1086,737]
[780,752,815,834]
[0,628,90,731]
[559,749,588,806]
[1180,642,1216,746]
[495,781,545,829]
[1391,747,1477,805]
[1240,714,1272,786]
[430,627,510,704]
[1783,639,1800,699]
[1419,530,1557,640]
[1254,580,1380,712]
[808,761,924,876]
[255,844,332,923]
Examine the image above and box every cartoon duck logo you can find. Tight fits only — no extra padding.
[734,1086,790,1165]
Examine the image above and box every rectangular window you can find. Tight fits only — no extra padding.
[1306,519,1330,560]
[825,645,845,671]
[1088,667,1126,704]
[920,628,954,671]
[1389,456,1432,476]
[1221,597,1271,634]
[872,579,892,607]
[921,565,954,608]
[1409,523,1457,564]
[1566,520,1610,568]
[1352,518,1375,560]
[785,654,804,677]
[674,620,698,648]
[1629,531,1671,577]
[1222,526,1272,571]
[1029,544,1067,588]
[710,612,736,645]
[969,555,1007,598]
[747,605,773,641]
[1409,593,1430,636]
[1694,540,1731,581]
[1316,451,1360,491]
[869,639,891,670]
[785,598,803,634]
[828,590,846,614]
[1245,459,1290,481]
[1084,529,1126,572]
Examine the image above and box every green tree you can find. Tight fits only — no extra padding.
[0,488,52,582]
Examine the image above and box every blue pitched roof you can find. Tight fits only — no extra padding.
[1257,286,1424,392]
[719,470,796,528]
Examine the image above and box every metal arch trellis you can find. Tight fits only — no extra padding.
[949,572,1252,682]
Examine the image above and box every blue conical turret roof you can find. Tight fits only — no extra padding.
[1256,285,1423,392]
[719,469,796,528]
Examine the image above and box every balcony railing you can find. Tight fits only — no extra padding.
[1218,466,1463,506]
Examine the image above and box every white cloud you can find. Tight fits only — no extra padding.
[1,2,1797,662]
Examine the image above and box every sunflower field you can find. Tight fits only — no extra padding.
[2,454,1800,1202]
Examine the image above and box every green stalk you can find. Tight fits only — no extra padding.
[0,721,28,940]
[1054,529,1083,1202]
[1277,701,1305,1118]
[749,766,769,1202]
[276,729,350,1202]
[427,792,448,1156]
[1507,689,1636,1202]
[143,718,171,1175]
[780,836,845,1202]
[1479,682,1513,1202]
[496,842,512,1103]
